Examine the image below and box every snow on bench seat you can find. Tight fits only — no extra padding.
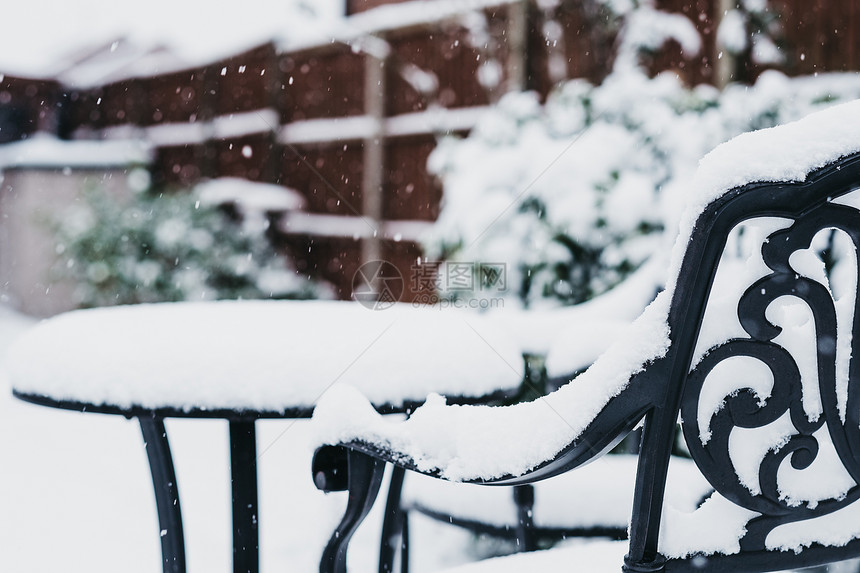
[404,454,711,531]
[440,539,629,573]
[7,300,523,414]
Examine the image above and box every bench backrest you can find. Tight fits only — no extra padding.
[630,151,860,572]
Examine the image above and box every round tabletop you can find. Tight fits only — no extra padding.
[9,300,524,419]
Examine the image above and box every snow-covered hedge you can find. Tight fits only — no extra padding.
[53,179,331,307]
[425,70,860,308]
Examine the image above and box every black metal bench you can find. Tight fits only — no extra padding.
[311,102,860,572]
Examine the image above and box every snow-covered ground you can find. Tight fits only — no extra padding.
[5,304,859,573]
[0,305,485,572]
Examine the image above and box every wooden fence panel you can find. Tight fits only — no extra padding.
[768,0,859,75]
[140,68,206,126]
[527,0,618,96]
[279,46,366,122]
[152,144,208,188]
[215,133,277,183]
[382,134,440,221]
[279,141,365,216]
[98,80,146,126]
[275,234,363,299]
[382,239,425,303]
[276,233,425,303]
[0,76,60,142]
[66,88,105,133]
[209,43,278,117]
[386,24,491,115]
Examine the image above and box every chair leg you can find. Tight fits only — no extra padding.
[320,450,386,573]
[400,510,410,573]
[229,421,259,573]
[379,465,406,573]
[140,416,187,573]
[513,484,537,552]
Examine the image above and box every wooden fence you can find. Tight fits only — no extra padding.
[0,0,857,299]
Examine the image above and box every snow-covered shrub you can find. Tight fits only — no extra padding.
[717,0,785,68]
[425,72,699,308]
[53,182,330,307]
[425,70,860,309]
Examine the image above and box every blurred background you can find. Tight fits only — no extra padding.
[0,0,857,316]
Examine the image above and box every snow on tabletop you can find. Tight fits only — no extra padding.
[482,253,665,359]
[0,307,36,366]
[312,100,860,485]
[543,255,667,375]
[7,300,523,413]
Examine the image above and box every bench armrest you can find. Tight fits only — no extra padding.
[311,291,672,485]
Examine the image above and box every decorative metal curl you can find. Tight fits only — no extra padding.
[680,201,860,552]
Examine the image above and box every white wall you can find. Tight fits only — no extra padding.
[0,168,132,317]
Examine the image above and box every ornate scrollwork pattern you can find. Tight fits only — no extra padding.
[681,201,860,552]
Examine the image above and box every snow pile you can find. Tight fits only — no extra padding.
[7,300,523,412]
[312,98,860,540]
[425,71,860,309]
[0,135,151,170]
[421,539,629,573]
[196,177,306,214]
[406,454,711,530]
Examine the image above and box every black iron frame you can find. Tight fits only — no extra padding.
[13,387,515,573]
[312,152,860,573]
[13,394,282,573]
[406,482,628,544]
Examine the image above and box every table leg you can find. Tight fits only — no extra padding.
[229,420,259,573]
[140,417,187,573]
[513,484,537,551]
[379,465,406,573]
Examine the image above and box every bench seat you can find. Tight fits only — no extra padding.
[404,454,711,533]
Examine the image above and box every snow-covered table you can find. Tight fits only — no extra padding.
[7,300,524,573]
